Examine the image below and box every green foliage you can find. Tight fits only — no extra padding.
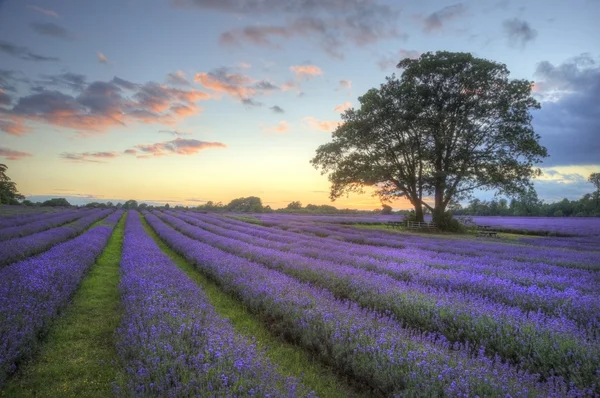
[381,204,393,215]
[226,196,264,212]
[122,200,138,209]
[41,198,71,207]
[311,51,547,229]
[286,201,303,210]
[0,164,25,205]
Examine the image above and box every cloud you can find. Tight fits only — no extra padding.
[532,54,600,166]
[60,151,118,163]
[290,65,323,80]
[28,4,59,18]
[304,116,342,131]
[31,22,74,40]
[334,101,352,112]
[194,67,255,99]
[270,105,284,113]
[167,70,190,86]
[202,0,400,58]
[158,129,191,136]
[253,80,279,91]
[0,146,32,160]
[261,120,289,134]
[0,88,11,106]
[0,119,30,135]
[131,138,227,157]
[2,75,210,135]
[124,149,137,155]
[502,18,537,47]
[339,80,351,89]
[97,52,109,64]
[377,49,421,70]
[422,3,466,33]
[241,97,263,107]
[0,40,59,62]
[36,72,87,91]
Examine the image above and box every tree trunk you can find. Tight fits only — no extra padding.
[410,196,425,222]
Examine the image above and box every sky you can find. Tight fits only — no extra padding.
[0,0,598,209]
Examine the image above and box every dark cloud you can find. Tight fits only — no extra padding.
[254,80,279,91]
[532,54,600,166]
[185,0,400,59]
[0,89,11,106]
[31,22,74,40]
[0,41,59,62]
[502,18,537,47]
[37,72,87,91]
[112,76,138,91]
[270,105,284,113]
[241,97,262,107]
[0,146,32,160]
[422,3,466,33]
[0,70,27,92]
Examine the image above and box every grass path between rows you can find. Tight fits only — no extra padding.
[1,215,125,397]
[140,215,364,398]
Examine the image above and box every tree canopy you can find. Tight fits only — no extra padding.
[311,51,548,227]
[0,164,25,205]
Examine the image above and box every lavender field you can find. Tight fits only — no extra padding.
[1,208,599,396]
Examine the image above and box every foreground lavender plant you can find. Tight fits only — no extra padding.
[0,209,114,267]
[0,210,123,388]
[145,212,590,397]
[115,211,312,397]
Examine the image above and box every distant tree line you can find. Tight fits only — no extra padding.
[453,189,600,217]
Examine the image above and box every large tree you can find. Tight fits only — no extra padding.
[589,172,600,208]
[311,51,548,227]
[0,164,25,205]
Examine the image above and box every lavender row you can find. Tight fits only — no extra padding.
[0,208,114,267]
[172,211,600,329]
[185,212,600,296]
[0,210,123,388]
[275,219,600,270]
[254,213,600,237]
[114,211,310,397]
[144,211,589,396]
[0,209,59,229]
[157,211,600,388]
[0,209,91,241]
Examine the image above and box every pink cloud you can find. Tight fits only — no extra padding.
[97,52,109,64]
[290,65,323,79]
[339,80,351,88]
[261,120,289,134]
[61,151,118,163]
[304,116,342,132]
[194,69,255,99]
[0,119,30,136]
[133,138,227,157]
[0,146,32,160]
[334,101,352,112]
[2,76,211,135]
[27,5,59,18]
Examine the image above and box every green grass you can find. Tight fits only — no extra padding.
[140,216,364,398]
[1,215,125,398]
